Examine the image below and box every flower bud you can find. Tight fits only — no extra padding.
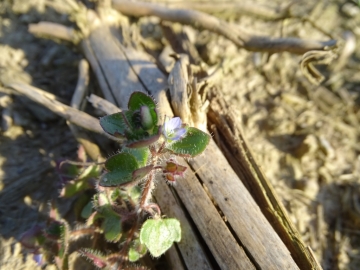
[140,106,154,130]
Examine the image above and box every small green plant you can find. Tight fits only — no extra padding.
[20,92,210,269]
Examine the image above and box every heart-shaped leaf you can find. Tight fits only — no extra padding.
[100,113,127,137]
[140,218,181,257]
[165,127,210,157]
[100,153,139,187]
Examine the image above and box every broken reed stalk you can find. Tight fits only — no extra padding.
[207,90,322,270]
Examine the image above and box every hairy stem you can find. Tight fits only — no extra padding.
[118,221,139,269]
[139,141,166,214]
[157,141,166,155]
[139,172,155,214]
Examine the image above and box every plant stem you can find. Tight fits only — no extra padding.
[139,141,166,215]
[139,172,155,213]
[118,221,139,269]
[157,141,166,154]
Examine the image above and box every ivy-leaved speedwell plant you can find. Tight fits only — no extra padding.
[21,92,210,269]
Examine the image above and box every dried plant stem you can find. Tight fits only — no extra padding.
[28,22,77,43]
[156,1,292,21]
[6,82,107,136]
[112,0,336,54]
[68,59,103,161]
[88,94,121,115]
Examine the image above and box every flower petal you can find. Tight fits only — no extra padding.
[171,128,187,141]
[33,254,43,266]
[163,117,187,141]
[165,117,181,132]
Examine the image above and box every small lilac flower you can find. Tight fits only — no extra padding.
[163,117,187,142]
[33,254,43,266]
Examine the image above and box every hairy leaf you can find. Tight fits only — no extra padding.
[128,92,158,128]
[100,113,127,137]
[126,132,161,148]
[165,127,210,157]
[122,147,150,167]
[132,165,154,182]
[128,92,156,112]
[128,239,147,262]
[102,214,122,242]
[81,201,93,219]
[100,153,139,187]
[140,218,181,257]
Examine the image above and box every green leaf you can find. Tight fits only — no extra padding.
[128,186,142,202]
[110,188,123,202]
[86,211,102,226]
[165,127,210,157]
[122,110,159,143]
[122,110,140,131]
[100,171,132,187]
[60,178,90,198]
[128,92,156,112]
[58,221,70,260]
[140,218,181,257]
[99,113,127,137]
[128,239,147,262]
[126,132,161,148]
[60,165,100,198]
[100,153,139,187]
[128,247,141,262]
[122,147,150,167]
[81,201,93,219]
[45,222,62,239]
[132,165,153,181]
[74,193,92,219]
[128,92,158,127]
[102,214,122,242]
[105,152,138,172]
[98,193,111,207]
